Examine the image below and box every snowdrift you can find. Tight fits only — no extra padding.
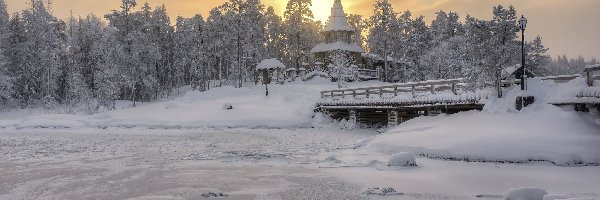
[361,78,600,166]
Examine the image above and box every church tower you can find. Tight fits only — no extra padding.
[310,0,365,65]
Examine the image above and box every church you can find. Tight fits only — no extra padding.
[310,0,364,65]
[309,0,402,81]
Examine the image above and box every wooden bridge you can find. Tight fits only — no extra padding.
[317,70,600,128]
[316,79,489,128]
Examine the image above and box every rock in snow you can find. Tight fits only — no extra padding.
[388,152,417,167]
[505,187,547,200]
[201,192,228,198]
[362,187,402,196]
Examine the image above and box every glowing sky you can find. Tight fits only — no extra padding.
[5,0,600,59]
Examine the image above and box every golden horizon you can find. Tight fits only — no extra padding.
[4,0,600,59]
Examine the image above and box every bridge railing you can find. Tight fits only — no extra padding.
[321,79,466,99]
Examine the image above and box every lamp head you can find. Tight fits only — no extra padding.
[519,15,528,31]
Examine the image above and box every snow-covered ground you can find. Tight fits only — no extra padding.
[1,78,599,200]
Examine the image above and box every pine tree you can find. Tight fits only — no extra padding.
[204,8,229,86]
[347,14,367,49]
[367,0,401,82]
[463,15,493,89]
[283,0,318,70]
[489,5,518,97]
[19,0,66,107]
[404,16,431,82]
[264,6,285,60]
[526,35,550,76]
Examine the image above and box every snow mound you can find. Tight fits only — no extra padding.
[505,187,547,200]
[360,79,600,166]
[388,152,417,167]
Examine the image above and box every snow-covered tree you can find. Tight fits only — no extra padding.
[283,0,319,70]
[174,14,208,91]
[489,5,519,97]
[347,14,367,49]
[403,16,431,82]
[328,50,353,88]
[419,36,470,80]
[367,0,401,82]
[526,35,550,76]
[15,0,67,107]
[264,6,285,60]
[0,37,11,107]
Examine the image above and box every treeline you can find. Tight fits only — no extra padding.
[0,0,596,111]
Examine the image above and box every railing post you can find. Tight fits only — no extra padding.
[394,86,398,96]
[341,91,345,98]
[321,92,324,99]
[366,89,370,98]
[430,84,434,94]
[380,88,384,98]
[331,91,334,98]
[353,90,357,98]
[411,85,416,97]
[451,83,457,95]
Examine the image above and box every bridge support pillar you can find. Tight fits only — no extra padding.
[349,109,357,123]
[388,110,399,127]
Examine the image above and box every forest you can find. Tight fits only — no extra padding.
[0,0,597,112]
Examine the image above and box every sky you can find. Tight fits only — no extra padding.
[5,0,600,60]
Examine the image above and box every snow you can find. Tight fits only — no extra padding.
[310,41,365,53]
[388,152,417,167]
[321,0,354,32]
[584,64,600,71]
[503,64,521,79]
[356,80,600,166]
[256,58,286,70]
[505,187,547,200]
[0,74,599,199]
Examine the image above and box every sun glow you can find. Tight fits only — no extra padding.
[311,0,334,22]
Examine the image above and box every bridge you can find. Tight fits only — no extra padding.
[317,67,600,128]
[316,79,489,127]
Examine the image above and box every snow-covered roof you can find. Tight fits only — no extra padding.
[502,65,520,79]
[256,59,286,70]
[360,53,405,64]
[584,64,600,72]
[322,0,354,32]
[310,41,365,53]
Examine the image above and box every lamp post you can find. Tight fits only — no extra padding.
[519,15,527,91]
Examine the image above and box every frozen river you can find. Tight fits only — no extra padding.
[1,128,599,200]
[0,128,373,200]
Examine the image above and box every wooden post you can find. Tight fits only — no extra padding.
[430,84,435,94]
[353,90,356,98]
[341,91,345,98]
[330,91,334,98]
[451,83,457,95]
[349,109,357,123]
[387,110,399,127]
[411,85,416,97]
[380,88,384,97]
[321,92,324,99]
[588,71,592,87]
[394,86,398,96]
[366,89,370,98]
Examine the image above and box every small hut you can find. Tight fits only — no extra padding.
[257,59,286,84]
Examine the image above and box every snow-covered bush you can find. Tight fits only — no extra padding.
[388,152,417,167]
[505,187,547,200]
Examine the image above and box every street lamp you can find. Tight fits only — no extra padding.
[519,15,527,91]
